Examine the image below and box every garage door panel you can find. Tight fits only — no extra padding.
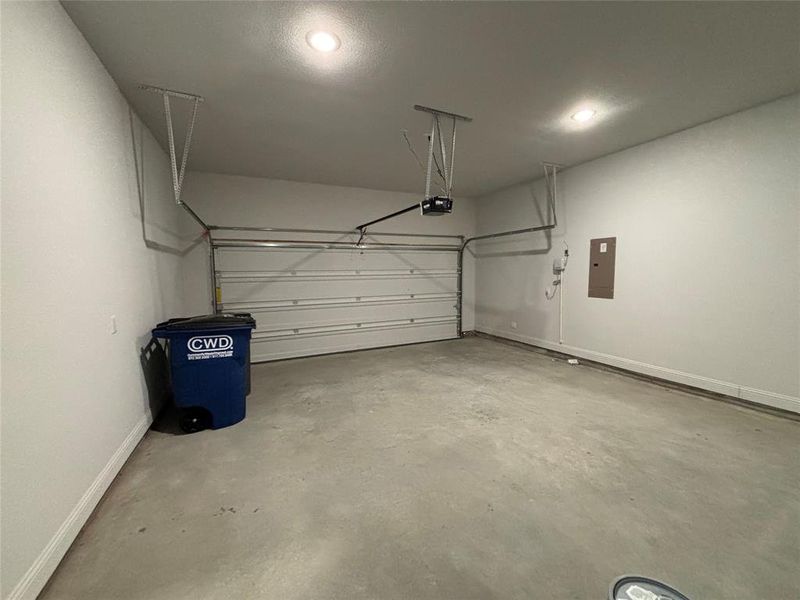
[216,248,457,272]
[215,245,459,361]
[220,276,458,303]
[243,298,457,330]
[250,321,457,362]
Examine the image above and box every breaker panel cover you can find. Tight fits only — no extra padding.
[588,237,616,299]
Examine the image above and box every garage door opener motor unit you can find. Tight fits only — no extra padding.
[421,196,453,215]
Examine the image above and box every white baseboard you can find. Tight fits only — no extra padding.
[7,414,152,600]
[476,326,800,415]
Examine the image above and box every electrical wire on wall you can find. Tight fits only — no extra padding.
[545,241,569,300]
[545,241,569,345]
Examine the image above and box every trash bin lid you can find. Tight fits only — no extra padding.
[610,576,691,600]
[154,313,255,331]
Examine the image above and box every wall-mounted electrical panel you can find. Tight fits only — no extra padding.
[588,237,616,299]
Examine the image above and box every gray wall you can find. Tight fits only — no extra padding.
[179,172,478,331]
[473,94,800,412]
[0,3,194,598]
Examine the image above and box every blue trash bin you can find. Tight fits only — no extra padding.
[153,313,256,433]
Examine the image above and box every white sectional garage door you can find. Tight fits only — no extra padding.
[215,245,460,362]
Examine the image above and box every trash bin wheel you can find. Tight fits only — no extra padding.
[179,408,211,433]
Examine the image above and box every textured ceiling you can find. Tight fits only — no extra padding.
[63,1,800,197]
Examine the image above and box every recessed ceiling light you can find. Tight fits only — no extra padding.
[571,108,596,122]
[306,31,341,53]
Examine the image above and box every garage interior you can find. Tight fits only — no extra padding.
[1,2,798,599]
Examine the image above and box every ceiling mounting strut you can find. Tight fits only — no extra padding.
[354,105,473,240]
[139,84,204,206]
[414,104,472,201]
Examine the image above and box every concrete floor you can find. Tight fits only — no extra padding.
[42,337,799,599]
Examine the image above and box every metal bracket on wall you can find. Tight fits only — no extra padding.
[456,162,561,336]
[460,162,560,251]
[541,162,561,217]
[139,84,204,208]
[139,84,216,311]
